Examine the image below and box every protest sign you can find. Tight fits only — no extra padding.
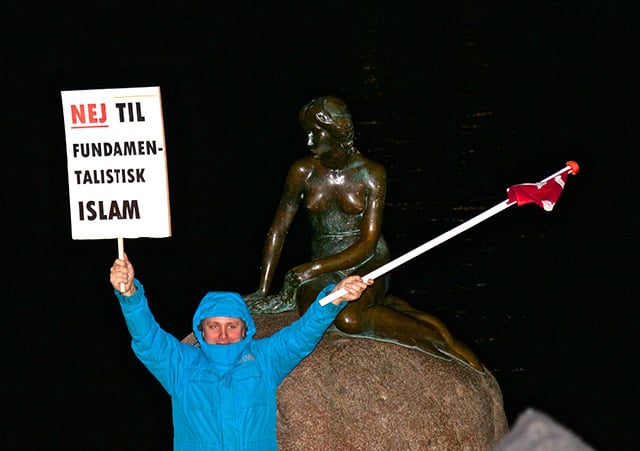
[61,86,171,240]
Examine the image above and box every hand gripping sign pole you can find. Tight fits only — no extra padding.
[319,161,580,306]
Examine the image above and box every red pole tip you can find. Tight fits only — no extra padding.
[566,160,580,175]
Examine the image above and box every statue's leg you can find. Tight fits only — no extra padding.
[295,276,447,360]
[384,295,485,373]
[294,272,484,372]
[295,274,342,315]
[333,285,453,361]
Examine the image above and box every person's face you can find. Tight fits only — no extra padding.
[200,317,246,345]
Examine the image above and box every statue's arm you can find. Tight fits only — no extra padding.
[254,162,307,295]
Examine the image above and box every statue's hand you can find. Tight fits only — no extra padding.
[243,290,267,302]
[244,290,296,314]
[289,263,319,285]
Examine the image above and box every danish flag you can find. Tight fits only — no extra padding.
[507,172,569,211]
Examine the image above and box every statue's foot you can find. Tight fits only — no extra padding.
[415,341,453,362]
[246,293,296,314]
[435,344,486,374]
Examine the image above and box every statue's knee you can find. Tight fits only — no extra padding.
[335,310,365,334]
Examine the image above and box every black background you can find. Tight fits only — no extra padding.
[3,2,638,450]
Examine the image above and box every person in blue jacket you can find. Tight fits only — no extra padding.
[109,254,372,450]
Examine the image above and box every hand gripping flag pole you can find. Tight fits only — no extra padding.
[319,161,580,306]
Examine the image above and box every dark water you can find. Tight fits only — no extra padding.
[3,3,637,450]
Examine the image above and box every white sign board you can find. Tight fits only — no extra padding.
[61,87,172,240]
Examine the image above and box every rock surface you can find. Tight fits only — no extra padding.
[184,311,509,450]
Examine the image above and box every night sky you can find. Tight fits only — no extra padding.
[3,2,637,450]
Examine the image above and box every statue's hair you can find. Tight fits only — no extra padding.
[299,96,355,153]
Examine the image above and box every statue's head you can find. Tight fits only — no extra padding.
[299,96,354,153]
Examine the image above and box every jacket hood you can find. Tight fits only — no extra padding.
[192,292,257,370]
[193,291,256,341]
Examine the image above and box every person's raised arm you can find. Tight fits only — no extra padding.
[110,253,136,296]
[260,274,373,383]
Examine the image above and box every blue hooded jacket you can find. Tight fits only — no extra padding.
[117,280,345,450]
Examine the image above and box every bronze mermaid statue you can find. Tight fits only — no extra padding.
[244,95,484,372]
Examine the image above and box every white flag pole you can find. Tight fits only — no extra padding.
[117,237,126,292]
[319,161,578,306]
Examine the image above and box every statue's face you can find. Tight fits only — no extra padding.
[304,121,339,160]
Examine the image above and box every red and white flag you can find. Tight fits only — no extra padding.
[506,171,570,211]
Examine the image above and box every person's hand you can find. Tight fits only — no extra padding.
[330,275,373,305]
[110,253,136,296]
